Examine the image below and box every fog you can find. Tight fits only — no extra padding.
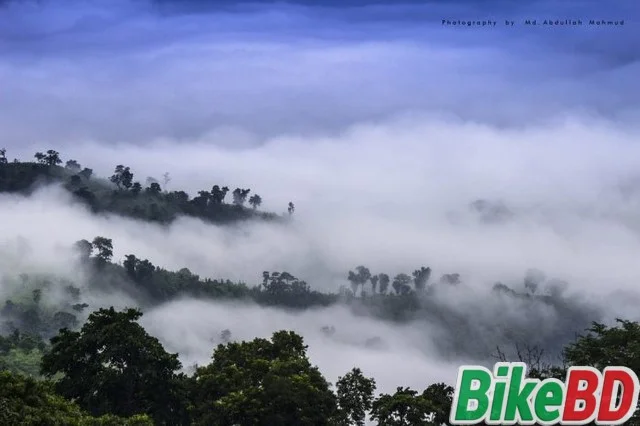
[0,0,638,403]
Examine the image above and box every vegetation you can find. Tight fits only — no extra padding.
[1,305,639,425]
[0,148,636,424]
[0,149,289,225]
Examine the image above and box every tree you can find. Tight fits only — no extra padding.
[392,274,412,295]
[0,371,154,425]
[335,368,377,426]
[79,168,93,180]
[288,202,295,215]
[0,148,7,164]
[439,274,460,286]
[146,182,161,195]
[65,160,82,172]
[40,307,187,425]
[69,175,82,187]
[190,330,337,425]
[412,267,431,291]
[45,150,62,166]
[131,182,142,196]
[370,275,379,294]
[378,274,390,295]
[34,150,61,166]
[347,266,371,296]
[369,387,434,426]
[421,383,455,426]
[248,194,262,209]
[110,165,134,190]
[91,237,113,264]
[232,188,250,206]
[564,319,640,373]
[34,152,46,165]
[74,239,93,261]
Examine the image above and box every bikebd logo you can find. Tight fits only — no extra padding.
[450,362,639,425]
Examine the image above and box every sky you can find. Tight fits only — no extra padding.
[1,0,639,408]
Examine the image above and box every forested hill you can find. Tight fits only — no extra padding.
[0,148,287,225]
[2,147,638,424]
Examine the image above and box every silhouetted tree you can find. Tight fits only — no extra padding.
[370,275,379,294]
[347,266,371,295]
[91,236,113,264]
[392,273,412,295]
[412,267,431,291]
[78,168,93,180]
[131,182,142,195]
[232,188,250,206]
[0,148,7,164]
[249,194,262,209]
[110,165,134,190]
[73,239,93,261]
[146,182,162,195]
[288,202,295,215]
[378,273,390,294]
[34,150,61,166]
[34,152,46,164]
[65,160,82,172]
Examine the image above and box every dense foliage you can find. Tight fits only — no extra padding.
[2,306,639,425]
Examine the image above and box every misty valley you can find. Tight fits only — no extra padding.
[1,0,638,424]
[1,151,638,425]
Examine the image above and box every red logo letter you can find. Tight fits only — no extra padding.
[597,367,639,424]
[562,367,601,423]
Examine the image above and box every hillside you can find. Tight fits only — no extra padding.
[0,148,283,225]
[1,147,638,425]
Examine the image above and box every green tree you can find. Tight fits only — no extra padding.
[0,371,153,425]
[370,387,434,426]
[190,330,337,425]
[335,367,376,426]
[40,307,187,425]
[565,319,640,373]
[421,383,455,426]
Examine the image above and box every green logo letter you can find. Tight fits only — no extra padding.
[450,366,493,424]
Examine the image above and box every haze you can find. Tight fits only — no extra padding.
[1,0,638,404]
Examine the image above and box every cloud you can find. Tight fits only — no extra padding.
[0,0,638,401]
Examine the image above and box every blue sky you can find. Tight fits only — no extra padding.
[0,0,637,144]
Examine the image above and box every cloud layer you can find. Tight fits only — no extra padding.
[1,0,638,400]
